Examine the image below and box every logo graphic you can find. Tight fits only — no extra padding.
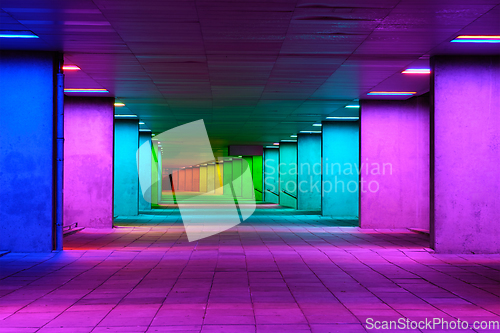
[137,120,256,241]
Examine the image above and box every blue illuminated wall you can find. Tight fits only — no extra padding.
[0,51,57,252]
[263,149,279,204]
[114,119,139,216]
[322,121,359,218]
[279,143,297,209]
[297,134,321,211]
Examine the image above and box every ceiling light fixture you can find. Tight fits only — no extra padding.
[290,135,297,138]
[114,102,125,107]
[402,69,431,74]
[62,65,81,71]
[65,88,108,93]
[139,121,145,125]
[451,35,500,43]
[312,123,322,127]
[367,91,416,96]
[273,143,279,145]
[265,146,279,148]
[0,30,38,38]
[281,140,297,142]
[326,117,359,120]
[345,105,360,108]
[300,130,321,133]
[114,114,137,118]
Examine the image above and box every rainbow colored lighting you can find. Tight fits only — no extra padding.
[368,91,416,96]
[402,69,431,74]
[62,65,81,71]
[452,35,500,43]
[0,31,38,38]
[65,88,108,93]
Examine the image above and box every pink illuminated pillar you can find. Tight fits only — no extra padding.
[432,55,500,253]
[360,95,430,230]
[64,97,114,228]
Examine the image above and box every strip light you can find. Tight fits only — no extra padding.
[326,117,359,120]
[265,146,279,148]
[312,123,322,127]
[452,35,500,43]
[114,115,137,118]
[273,143,279,145]
[62,65,81,71]
[64,88,108,93]
[300,130,321,133]
[281,140,297,142]
[368,91,416,96]
[114,102,125,107]
[0,31,38,38]
[402,69,431,74]
[345,105,360,108]
[290,135,297,138]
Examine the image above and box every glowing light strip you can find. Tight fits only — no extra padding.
[368,91,416,96]
[281,140,297,142]
[326,117,359,120]
[402,69,431,74]
[452,35,500,43]
[266,146,279,148]
[114,102,125,107]
[312,123,322,126]
[273,143,280,145]
[290,135,297,138]
[62,65,81,71]
[0,31,38,38]
[64,88,108,93]
[114,115,137,118]
[345,105,360,108]
[300,130,322,133]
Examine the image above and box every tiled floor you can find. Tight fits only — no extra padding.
[1,205,499,333]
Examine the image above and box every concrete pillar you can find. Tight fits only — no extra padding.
[360,96,430,229]
[322,121,359,218]
[193,167,200,192]
[279,143,297,209]
[64,97,114,228]
[263,149,279,204]
[215,163,224,195]
[0,51,58,252]
[431,55,500,253]
[151,141,159,204]
[207,163,216,193]
[297,134,321,211]
[179,168,186,191]
[232,159,243,198]
[200,165,208,192]
[242,157,254,199]
[138,131,152,211]
[252,156,263,201]
[114,118,139,216]
[186,167,193,191]
[223,160,233,198]
[157,149,162,201]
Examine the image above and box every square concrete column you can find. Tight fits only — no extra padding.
[252,156,263,201]
[193,166,200,192]
[215,163,224,195]
[322,121,359,218]
[279,143,297,209]
[432,55,500,253]
[207,163,216,193]
[151,141,160,204]
[114,118,139,216]
[222,159,233,198]
[232,159,243,197]
[199,164,208,192]
[186,167,193,191]
[0,51,59,252]
[360,96,430,230]
[138,131,152,211]
[242,157,254,199]
[263,148,279,204]
[297,134,321,211]
[64,97,114,228]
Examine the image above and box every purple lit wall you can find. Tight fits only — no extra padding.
[360,96,430,230]
[64,97,114,228]
[432,56,500,253]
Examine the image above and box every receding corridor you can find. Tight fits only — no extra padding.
[1,205,499,333]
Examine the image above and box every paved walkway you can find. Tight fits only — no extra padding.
[1,206,499,332]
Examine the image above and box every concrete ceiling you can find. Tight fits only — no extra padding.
[1,0,499,149]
